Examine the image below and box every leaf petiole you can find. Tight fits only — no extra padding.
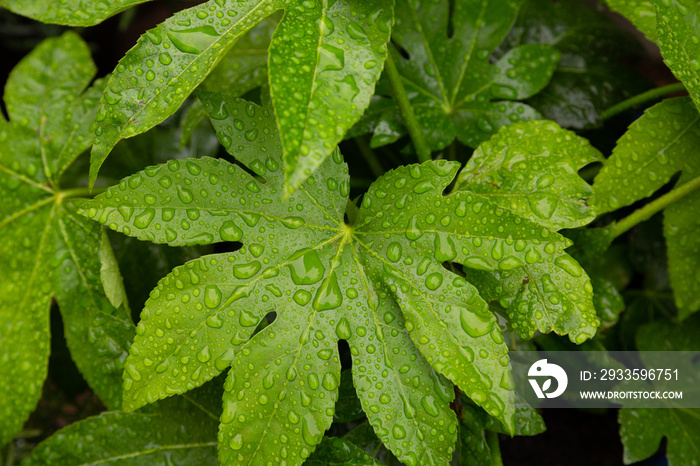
[384,51,432,162]
[601,82,687,120]
[610,174,700,239]
[56,186,108,202]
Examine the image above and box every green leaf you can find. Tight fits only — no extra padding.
[180,16,279,148]
[619,316,700,466]
[353,0,560,150]
[503,0,651,129]
[592,97,700,317]
[0,32,134,446]
[605,0,657,41]
[23,385,220,465]
[334,369,365,423]
[269,0,393,195]
[591,277,625,331]
[305,437,384,465]
[653,0,700,111]
[79,92,599,462]
[457,121,601,342]
[90,0,394,195]
[343,422,402,465]
[0,0,154,26]
[100,228,129,311]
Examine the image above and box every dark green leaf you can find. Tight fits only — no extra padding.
[593,97,700,317]
[351,0,560,150]
[0,32,133,446]
[334,369,365,423]
[619,316,700,466]
[304,437,383,465]
[0,0,154,26]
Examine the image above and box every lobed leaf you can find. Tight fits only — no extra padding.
[351,0,560,150]
[0,32,133,446]
[457,121,601,342]
[82,92,606,463]
[0,0,155,26]
[593,97,700,317]
[503,0,650,129]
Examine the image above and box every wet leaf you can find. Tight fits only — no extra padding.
[0,0,153,27]
[23,382,221,465]
[592,97,700,318]
[619,316,700,466]
[80,93,600,463]
[90,0,394,196]
[605,0,657,41]
[0,33,133,447]
[503,0,650,129]
[350,0,560,150]
[654,0,700,111]
[305,437,384,465]
[457,121,601,342]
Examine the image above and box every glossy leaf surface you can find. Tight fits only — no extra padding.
[80,93,603,463]
[593,97,700,317]
[0,0,153,26]
[305,437,383,465]
[503,0,650,129]
[457,121,601,342]
[619,316,700,466]
[605,0,657,41]
[24,383,221,465]
[0,32,133,447]
[654,0,700,111]
[350,0,560,150]
[90,0,394,195]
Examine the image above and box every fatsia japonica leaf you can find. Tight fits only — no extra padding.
[592,97,700,318]
[305,437,383,465]
[619,316,700,466]
[501,0,651,130]
[24,381,223,465]
[605,0,657,41]
[89,0,394,196]
[80,93,593,464]
[0,0,153,26]
[456,121,601,342]
[352,0,560,151]
[0,32,133,447]
[653,0,700,111]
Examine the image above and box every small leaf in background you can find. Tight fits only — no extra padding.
[593,97,700,318]
[0,32,133,447]
[457,121,601,342]
[503,0,651,129]
[305,437,384,466]
[0,0,155,26]
[605,0,657,41]
[654,0,700,111]
[350,0,560,151]
[619,315,700,466]
[100,229,129,311]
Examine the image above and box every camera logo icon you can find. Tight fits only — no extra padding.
[528,359,568,399]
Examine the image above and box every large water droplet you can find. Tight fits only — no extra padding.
[204,285,222,308]
[460,308,494,337]
[167,26,219,54]
[288,249,325,285]
[313,273,343,311]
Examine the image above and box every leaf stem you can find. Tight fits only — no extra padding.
[384,51,432,162]
[611,174,700,239]
[601,83,687,120]
[56,186,108,201]
[486,430,503,466]
[355,136,384,178]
